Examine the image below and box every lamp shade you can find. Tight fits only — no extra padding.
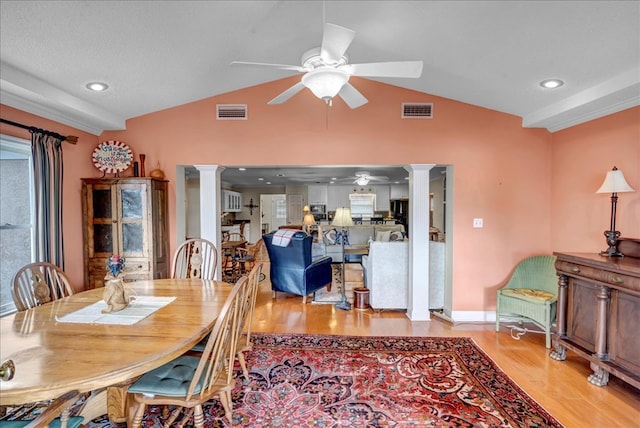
[302,68,349,101]
[303,205,310,213]
[332,207,354,228]
[596,167,635,193]
[303,213,316,226]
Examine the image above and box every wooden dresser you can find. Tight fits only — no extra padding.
[551,252,640,389]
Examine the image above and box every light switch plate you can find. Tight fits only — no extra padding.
[473,218,483,228]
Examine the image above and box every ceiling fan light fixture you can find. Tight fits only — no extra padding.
[302,68,349,103]
[356,177,370,186]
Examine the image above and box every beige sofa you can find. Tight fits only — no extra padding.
[362,240,445,310]
[316,224,405,262]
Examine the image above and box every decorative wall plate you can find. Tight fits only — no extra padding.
[92,140,133,174]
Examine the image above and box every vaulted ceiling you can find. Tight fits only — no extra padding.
[1,1,638,136]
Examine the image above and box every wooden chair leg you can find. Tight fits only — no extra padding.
[218,391,233,423]
[131,402,146,428]
[193,404,205,428]
[238,351,249,380]
[164,406,183,428]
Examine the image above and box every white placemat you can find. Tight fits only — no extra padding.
[56,296,176,325]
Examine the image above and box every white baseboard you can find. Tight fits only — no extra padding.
[450,310,496,323]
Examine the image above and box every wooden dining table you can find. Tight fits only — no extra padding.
[0,278,232,421]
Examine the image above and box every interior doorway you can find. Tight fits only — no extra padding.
[260,194,286,233]
[175,164,453,319]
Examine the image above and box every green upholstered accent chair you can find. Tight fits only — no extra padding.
[0,390,84,428]
[495,255,558,348]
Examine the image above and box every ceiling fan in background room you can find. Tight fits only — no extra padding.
[340,171,389,186]
[231,22,423,109]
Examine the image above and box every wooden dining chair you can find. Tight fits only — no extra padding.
[128,276,248,426]
[171,238,218,280]
[223,232,245,243]
[234,247,255,275]
[236,262,263,380]
[0,390,84,428]
[222,233,246,278]
[12,262,74,312]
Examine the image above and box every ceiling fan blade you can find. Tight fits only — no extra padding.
[268,82,305,104]
[338,83,368,109]
[320,23,356,64]
[345,61,424,78]
[230,61,305,72]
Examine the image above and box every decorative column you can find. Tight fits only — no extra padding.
[405,164,434,321]
[195,165,224,280]
[588,285,611,386]
[550,274,568,361]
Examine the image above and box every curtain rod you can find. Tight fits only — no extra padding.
[0,118,78,144]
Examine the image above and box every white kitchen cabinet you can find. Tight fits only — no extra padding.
[222,190,242,212]
[307,184,328,205]
[390,184,409,199]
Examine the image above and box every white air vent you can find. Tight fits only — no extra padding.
[216,104,247,120]
[402,103,433,119]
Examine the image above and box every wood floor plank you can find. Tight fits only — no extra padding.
[251,281,640,428]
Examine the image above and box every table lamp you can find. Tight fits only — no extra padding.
[303,213,316,235]
[596,166,635,257]
[332,207,354,310]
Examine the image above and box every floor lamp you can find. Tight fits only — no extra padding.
[596,166,635,257]
[332,207,354,310]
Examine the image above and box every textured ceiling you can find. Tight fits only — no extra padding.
[216,165,418,187]
[1,1,639,135]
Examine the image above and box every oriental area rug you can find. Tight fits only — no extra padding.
[11,334,563,427]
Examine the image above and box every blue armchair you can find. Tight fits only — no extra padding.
[263,231,332,303]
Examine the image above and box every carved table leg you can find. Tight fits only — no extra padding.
[588,362,610,387]
[549,274,568,361]
[107,377,139,422]
[586,285,611,386]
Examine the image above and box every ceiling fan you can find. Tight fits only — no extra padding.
[231,22,423,109]
[341,171,389,186]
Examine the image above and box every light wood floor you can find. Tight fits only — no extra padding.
[251,281,640,428]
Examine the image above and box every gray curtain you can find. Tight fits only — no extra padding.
[31,131,64,267]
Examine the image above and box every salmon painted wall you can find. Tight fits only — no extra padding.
[551,107,640,253]
[0,104,99,291]
[3,81,636,313]
[100,77,553,312]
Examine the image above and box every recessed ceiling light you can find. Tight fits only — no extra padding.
[238,167,246,171]
[276,173,285,177]
[85,82,109,92]
[258,177,264,181]
[540,79,564,89]
[266,181,271,184]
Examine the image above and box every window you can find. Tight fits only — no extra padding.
[0,135,34,315]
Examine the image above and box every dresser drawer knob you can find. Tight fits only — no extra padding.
[571,266,580,273]
[611,275,623,284]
